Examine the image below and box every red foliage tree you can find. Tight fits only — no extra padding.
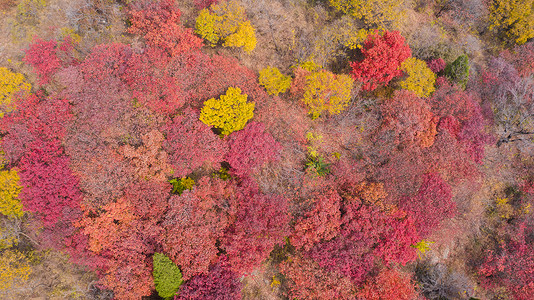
[128,0,202,56]
[308,199,418,284]
[45,219,108,271]
[427,131,481,185]
[225,121,281,178]
[123,179,170,219]
[357,268,420,300]
[428,78,477,123]
[59,44,140,208]
[399,172,456,237]
[63,44,134,134]
[154,50,267,110]
[290,189,342,251]
[438,115,461,137]
[350,31,411,91]
[163,108,228,177]
[502,41,534,77]
[17,140,82,226]
[479,223,534,300]
[122,47,184,114]
[0,92,73,164]
[425,77,491,164]
[427,58,446,73]
[23,38,62,84]
[119,129,173,182]
[456,102,492,164]
[166,51,214,103]
[371,142,429,202]
[77,198,163,299]
[380,90,439,148]
[176,256,242,300]
[162,177,236,279]
[222,183,290,275]
[200,55,269,107]
[279,255,357,300]
[77,43,132,83]
[374,209,420,266]
[97,217,164,300]
[99,247,154,300]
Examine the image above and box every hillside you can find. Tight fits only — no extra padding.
[1,1,534,299]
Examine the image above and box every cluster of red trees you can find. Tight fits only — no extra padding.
[5,0,531,299]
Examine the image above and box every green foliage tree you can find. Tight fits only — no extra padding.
[199,87,255,135]
[195,0,257,52]
[444,54,470,89]
[328,0,409,28]
[153,252,183,299]
[399,57,436,98]
[489,0,534,45]
[302,70,354,119]
[258,67,291,96]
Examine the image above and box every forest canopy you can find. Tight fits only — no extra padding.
[0,0,533,299]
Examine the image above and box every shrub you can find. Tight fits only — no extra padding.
[169,177,195,195]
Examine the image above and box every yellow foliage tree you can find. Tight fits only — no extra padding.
[0,250,31,293]
[329,0,409,28]
[199,87,255,135]
[0,67,31,118]
[195,9,221,45]
[0,169,23,218]
[0,216,22,250]
[223,21,256,52]
[489,0,534,45]
[195,1,257,52]
[309,16,375,67]
[259,67,292,96]
[0,227,19,250]
[399,57,436,98]
[297,60,321,72]
[302,71,354,119]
